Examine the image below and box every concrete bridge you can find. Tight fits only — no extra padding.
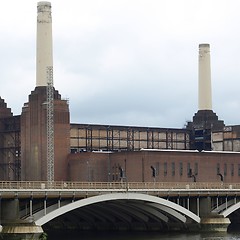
[1,181,240,239]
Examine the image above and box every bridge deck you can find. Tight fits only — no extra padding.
[0,181,239,199]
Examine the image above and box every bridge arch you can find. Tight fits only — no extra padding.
[222,201,240,218]
[35,192,200,227]
[212,199,235,214]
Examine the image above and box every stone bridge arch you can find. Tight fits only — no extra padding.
[34,192,200,228]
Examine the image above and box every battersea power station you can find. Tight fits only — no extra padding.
[1,2,240,184]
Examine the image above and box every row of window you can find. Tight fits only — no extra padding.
[216,163,240,177]
[153,162,198,177]
[153,162,240,177]
[111,162,240,180]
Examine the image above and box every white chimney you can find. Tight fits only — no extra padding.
[198,43,212,110]
[36,1,53,87]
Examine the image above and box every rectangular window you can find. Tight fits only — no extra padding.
[238,164,240,176]
[217,163,220,175]
[194,162,198,175]
[224,163,227,176]
[231,164,234,176]
[156,162,159,177]
[187,163,192,177]
[164,162,167,176]
[179,162,183,176]
[172,162,175,176]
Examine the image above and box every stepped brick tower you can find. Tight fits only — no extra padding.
[0,97,12,118]
[21,2,70,181]
[0,98,21,180]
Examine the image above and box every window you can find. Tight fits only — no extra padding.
[238,164,240,176]
[217,163,220,175]
[224,163,227,176]
[172,162,175,176]
[187,163,192,177]
[194,162,198,175]
[231,164,234,176]
[164,162,167,176]
[156,162,160,177]
[179,162,183,176]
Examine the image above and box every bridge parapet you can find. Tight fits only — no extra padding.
[0,181,238,191]
[0,181,239,200]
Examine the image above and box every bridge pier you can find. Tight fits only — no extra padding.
[200,215,231,232]
[0,199,43,240]
[1,225,44,240]
[181,196,230,232]
[198,197,230,232]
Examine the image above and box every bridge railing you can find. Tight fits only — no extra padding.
[0,181,239,190]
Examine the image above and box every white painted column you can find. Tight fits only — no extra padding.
[36,1,53,86]
[198,44,212,110]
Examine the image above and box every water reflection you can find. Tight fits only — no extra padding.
[47,230,240,240]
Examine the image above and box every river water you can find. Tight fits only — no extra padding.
[47,231,240,240]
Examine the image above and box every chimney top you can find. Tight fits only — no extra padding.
[199,43,210,48]
[37,2,51,12]
[38,1,51,6]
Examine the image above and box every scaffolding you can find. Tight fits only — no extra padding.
[0,116,21,180]
[70,124,191,153]
[46,66,54,182]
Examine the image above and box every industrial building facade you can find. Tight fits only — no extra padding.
[1,2,240,183]
[68,150,240,183]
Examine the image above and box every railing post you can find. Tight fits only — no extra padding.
[30,198,33,217]
[44,198,47,216]
[58,198,61,208]
[197,197,200,216]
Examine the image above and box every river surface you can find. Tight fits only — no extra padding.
[47,231,240,240]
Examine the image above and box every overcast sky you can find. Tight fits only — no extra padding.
[1,0,240,128]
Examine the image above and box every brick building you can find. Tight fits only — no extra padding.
[1,3,240,183]
[68,149,240,183]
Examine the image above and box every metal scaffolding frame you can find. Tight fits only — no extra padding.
[46,66,54,182]
[70,124,191,153]
[0,116,21,180]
